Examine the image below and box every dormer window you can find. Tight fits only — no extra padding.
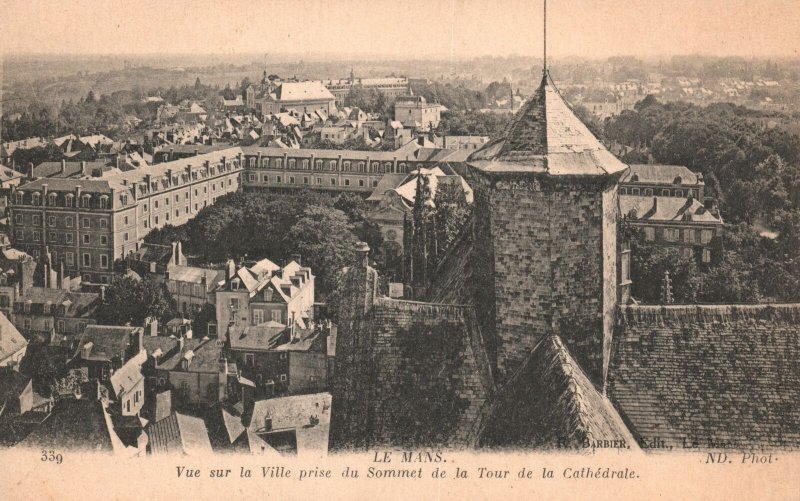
[80,194,91,208]
[48,193,57,206]
[630,174,639,182]
[673,176,682,185]
[31,193,41,205]
[99,195,109,209]
[15,192,24,205]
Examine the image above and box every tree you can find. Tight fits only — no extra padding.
[286,206,360,296]
[96,276,176,326]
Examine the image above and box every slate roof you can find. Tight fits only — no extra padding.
[273,82,335,102]
[74,325,139,362]
[149,412,212,455]
[17,398,113,452]
[229,321,287,351]
[157,338,221,373]
[480,335,636,449]
[0,312,27,363]
[622,164,701,185]
[468,72,628,177]
[167,265,223,287]
[248,393,332,457]
[609,304,800,450]
[32,161,109,179]
[620,195,723,224]
[109,351,146,398]
[18,287,100,319]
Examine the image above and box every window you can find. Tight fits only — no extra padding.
[100,234,108,245]
[631,188,640,195]
[249,174,256,182]
[83,234,90,244]
[279,353,287,360]
[65,216,73,228]
[644,227,655,241]
[229,297,240,310]
[344,179,350,186]
[14,229,22,241]
[143,203,148,212]
[58,320,65,332]
[49,231,56,241]
[372,180,378,188]
[154,200,158,209]
[124,232,129,241]
[155,216,159,225]
[303,177,309,185]
[32,214,40,226]
[700,230,713,244]
[289,176,294,184]
[661,189,670,196]
[316,178,322,185]
[683,230,695,243]
[288,159,296,169]
[359,179,365,187]
[24,319,31,330]
[14,214,22,225]
[66,252,74,265]
[82,253,90,267]
[99,197,108,209]
[48,216,56,226]
[675,190,684,198]
[271,310,281,323]
[275,159,282,169]
[621,250,631,283]
[276,176,282,184]
[165,197,169,206]
[330,178,336,186]
[82,217,89,228]
[253,310,264,324]
[245,353,255,367]
[702,249,712,263]
[99,219,107,229]
[124,216,129,225]
[664,228,679,242]
[279,374,287,382]
[619,187,627,195]
[644,188,653,196]
[32,231,40,242]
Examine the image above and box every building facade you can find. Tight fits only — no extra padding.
[8,148,243,283]
[394,95,441,129]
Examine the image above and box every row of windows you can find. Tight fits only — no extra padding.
[621,187,700,198]
[14,229,111,246]
[246,156,410,174]
[15,214,110,230]
[135,161,238,196]
[643,226,714,244]
[14,191,126,209]
[246,174,377,188]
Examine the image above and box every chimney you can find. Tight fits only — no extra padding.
[226,259,236,281]
[179,336,185,352]
[27,162,34,180]
[652,196,658,212]
[194,148,199,157]
[169,148,174,161]
[176,241,185,265]
[148,317,159,337]
[81,160,87,176]
[100,285,106,301]
[60,159,66,175]
[170,242,177,266]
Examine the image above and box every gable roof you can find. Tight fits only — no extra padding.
[17,399,113,451]
[273,82,335,102]
[0,313,27,363]
[74,325,138,362]
[480,335,636,449]
[229,321,287,351]
[149,412,212,455]
[610,304,800,450]
[248,393,332,457]
[469,72,628,177]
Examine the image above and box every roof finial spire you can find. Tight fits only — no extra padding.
[543,0,547,75]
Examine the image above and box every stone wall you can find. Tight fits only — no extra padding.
[330,261,493,449]
[468,169,617,385]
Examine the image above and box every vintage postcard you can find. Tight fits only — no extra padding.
[0,0,798,499]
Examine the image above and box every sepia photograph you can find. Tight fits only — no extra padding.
[0,0,798,499]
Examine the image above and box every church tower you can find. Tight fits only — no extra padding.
[466,71,628,386]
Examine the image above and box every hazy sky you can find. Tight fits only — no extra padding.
[2,0,799,58]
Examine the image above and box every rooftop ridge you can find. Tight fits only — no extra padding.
[373,297,472,318]
[550,335,592,436]
[620,303,800,325]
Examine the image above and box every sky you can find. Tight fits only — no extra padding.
[2,0,799,58]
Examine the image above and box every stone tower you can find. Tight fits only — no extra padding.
[467,71,627,387]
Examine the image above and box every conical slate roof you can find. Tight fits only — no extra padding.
[469,72,628,176]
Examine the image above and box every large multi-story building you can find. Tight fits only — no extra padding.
[238,143,470,196]
[619,164,724,264]
[259,82,336,117]
[321,72,409,106]
[394,95,442,129]
[8,148,243,284]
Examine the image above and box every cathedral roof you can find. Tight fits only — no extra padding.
[468,72,628,177]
